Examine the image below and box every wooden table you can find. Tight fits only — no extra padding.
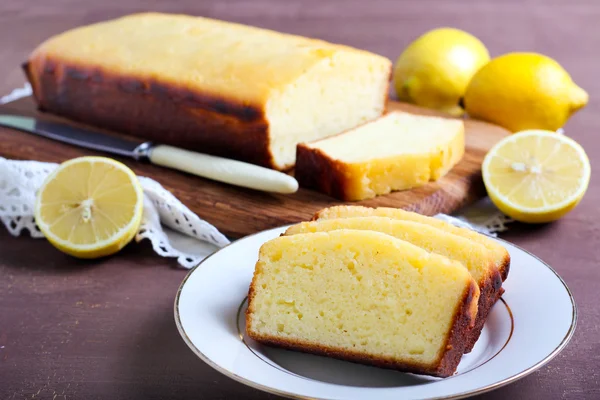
[1,1,599,399]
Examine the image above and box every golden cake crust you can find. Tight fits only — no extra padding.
[247,279,478,378]
[295,143,359,200]
[23,59,277,168]
[312,205,511,280]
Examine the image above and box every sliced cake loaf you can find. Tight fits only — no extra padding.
[313,205,510,281]
[285,217,502,353]
[25,13,392,170]
[246,229,480,378]
[295,111,464,200]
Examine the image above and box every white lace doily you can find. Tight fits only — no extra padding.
[0,157,230,268]
[0,83,512,268]
[0,82,32,104]
[434,198,513,237]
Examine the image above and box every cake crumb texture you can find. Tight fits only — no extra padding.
[285,216,504,353]
[246,229,479,377]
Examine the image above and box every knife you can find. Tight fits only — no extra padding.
[0,115,299,194]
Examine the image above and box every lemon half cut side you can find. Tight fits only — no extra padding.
[34,156,144,258]
[482,130,591,223]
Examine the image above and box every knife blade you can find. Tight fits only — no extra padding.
[0,115,299,194]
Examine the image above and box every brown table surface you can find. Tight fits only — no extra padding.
[1,1,599,399]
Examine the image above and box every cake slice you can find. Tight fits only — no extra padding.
[314,205,510,281]
[295,111,465,200]
[246,229,480,377]
[285,217,502,353]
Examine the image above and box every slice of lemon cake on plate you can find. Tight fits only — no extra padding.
[295,111,464,200]
[285,217,502,354]
[246,229,480,377]
[314,205,510,281]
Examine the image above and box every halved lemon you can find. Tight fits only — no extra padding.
[34,156,144,258]
[482,130,590,223]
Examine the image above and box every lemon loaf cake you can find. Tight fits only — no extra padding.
[285,217,502,353]
[247,230,480,377]
[314,205,510,281]
[24,13,392,170]
[295,111,464,200]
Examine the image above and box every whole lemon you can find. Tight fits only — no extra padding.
[464,52,588,132]
[393,27,490,116]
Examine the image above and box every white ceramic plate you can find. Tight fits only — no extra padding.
[175,226,576,400]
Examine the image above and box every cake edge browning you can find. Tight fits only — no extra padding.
[295,143,362,201]
[499,252,511,282]
[23,57,278,169]
[464,265,504,353]
[246,278,479,378]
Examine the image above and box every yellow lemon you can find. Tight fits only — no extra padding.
[393,27,490,116]
[464,52,588,132]
[34,156,143,258]
[482,130,590,223]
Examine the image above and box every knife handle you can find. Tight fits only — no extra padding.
[148,145,299,194]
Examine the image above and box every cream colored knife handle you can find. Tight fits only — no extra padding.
[148,145,298,194]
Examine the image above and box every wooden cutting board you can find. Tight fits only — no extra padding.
[0,97,509,238]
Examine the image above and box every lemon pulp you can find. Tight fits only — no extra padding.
[482,130,590,223]
[34,156,143,258]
